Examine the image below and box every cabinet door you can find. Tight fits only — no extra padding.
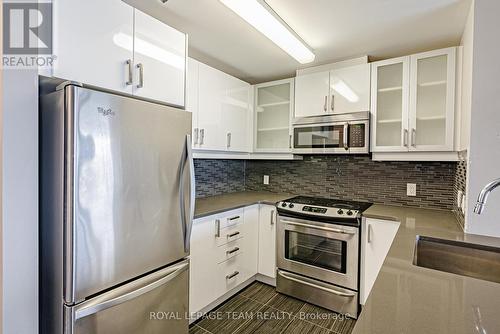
[53,0,134,93]
[255,79,294,153]
[189,217,222,313]
[295,71,330,118]
[133,9,186,107]
[371,57,410,152]
[187,58,200,147]
[360,218,400,305]
[197,63,227,151]
[223,75,251,152]
[409,48,456,151]
[258,205,277,278]
[329,64,370,114]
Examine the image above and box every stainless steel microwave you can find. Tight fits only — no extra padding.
[292,111,369,154]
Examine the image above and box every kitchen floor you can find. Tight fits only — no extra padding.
[189,282,356,334]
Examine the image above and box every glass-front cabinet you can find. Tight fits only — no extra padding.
[371,47,456,153]
[254,79,294,153]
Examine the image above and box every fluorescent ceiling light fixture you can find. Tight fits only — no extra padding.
[331,80,359,103]
[113,32,184,70]
[219,0,315,64]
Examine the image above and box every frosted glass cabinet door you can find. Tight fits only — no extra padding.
[409,48,456,151]
[133,9,187,107]
[53,0,134,93]
[370,57,410,152]
[255,79,294,152]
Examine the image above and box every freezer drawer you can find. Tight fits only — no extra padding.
[65,260,189,334]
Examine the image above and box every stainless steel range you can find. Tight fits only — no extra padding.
[276,196,372,318]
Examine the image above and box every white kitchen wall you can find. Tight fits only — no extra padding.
[465,0,500,237]
[2,69,39,333]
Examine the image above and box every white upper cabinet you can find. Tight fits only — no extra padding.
[53,0,187,107]
[294,71,330,118]
[193,60,251,152]
[53,0,134,93]
[371,47,456,155]
[329,64,371,114]
[409,48,456,152]
[254,79,294,153]
[295,63,371,118]
[133,9,187,107]
[371,57,410,152]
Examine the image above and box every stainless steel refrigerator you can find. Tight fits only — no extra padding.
[39,82,194,334]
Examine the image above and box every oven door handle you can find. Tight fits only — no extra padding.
[280,220,356,235]
[278,270,356,297]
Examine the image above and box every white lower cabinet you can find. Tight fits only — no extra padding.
[189,206,258,314]
[257,205,277,278]
[360,218,400,305]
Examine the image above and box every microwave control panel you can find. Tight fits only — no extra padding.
[349,124,365,148]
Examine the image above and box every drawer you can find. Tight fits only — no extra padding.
[215,223,245,246]
[216,238,244,264]
[217,255,245,291]
[219,210,244,230]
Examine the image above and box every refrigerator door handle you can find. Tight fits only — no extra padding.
[180,134,195,253]
[73,260,189,321]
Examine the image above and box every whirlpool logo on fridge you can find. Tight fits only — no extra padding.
[98,107,116,117]
[2,1,56,69]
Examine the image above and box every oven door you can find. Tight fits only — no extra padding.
[277,215,359,290]
[293,122,348,154]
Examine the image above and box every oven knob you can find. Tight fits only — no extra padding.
[281,202,287,207]
[289,203,294,208]
[347,210,353,216]
[337,209,344,215]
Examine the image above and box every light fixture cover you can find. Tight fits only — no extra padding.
[220,0,315,64]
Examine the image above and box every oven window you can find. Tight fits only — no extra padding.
[284,231,347,273]
[294,125,344,148]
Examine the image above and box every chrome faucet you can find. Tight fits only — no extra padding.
[474,178,500,214]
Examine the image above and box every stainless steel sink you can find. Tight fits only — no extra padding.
[413,236,500,284]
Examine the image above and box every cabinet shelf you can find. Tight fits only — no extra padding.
[256,101,290,113]
[378,86,402,93]
[417,116,446,121]
[418,80,446,87]
[377,119,402,124]
[257,126,289,132]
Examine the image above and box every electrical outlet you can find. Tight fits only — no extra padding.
[263,175,269,185]
[407,183,417,197]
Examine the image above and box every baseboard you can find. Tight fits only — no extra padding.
[255,274,276,287]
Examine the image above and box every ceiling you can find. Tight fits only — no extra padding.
[123,0,472,84]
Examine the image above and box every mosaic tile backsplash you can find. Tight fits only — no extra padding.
[453,152,467,228]
[195,155,459,211]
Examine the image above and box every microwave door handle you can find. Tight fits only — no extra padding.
[343,123,349,150]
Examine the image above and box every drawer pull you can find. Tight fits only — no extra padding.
[226,271,239,280]
[228,216,241,221]
[215,219,221,238]
[227,231,240,238]
[226,247,240,255]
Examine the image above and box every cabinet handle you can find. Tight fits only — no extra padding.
[331,94,335,111]
[343,123,349,150]
[226,271,239,280]
[323,96,328,111]
[193,128,199,145]
[270,210,275,225]
[136,63,144,88]
[411,128,416,147]
[215,219,221,237]
[403,129,409,147]
[199,129,205,145]
[367,224,373,243]
[227,133,231,148]
[226,247,240,255]
[289,135,292,149]
[228,215,240,221]
[125,59,133,86]
[227,231,240,238]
